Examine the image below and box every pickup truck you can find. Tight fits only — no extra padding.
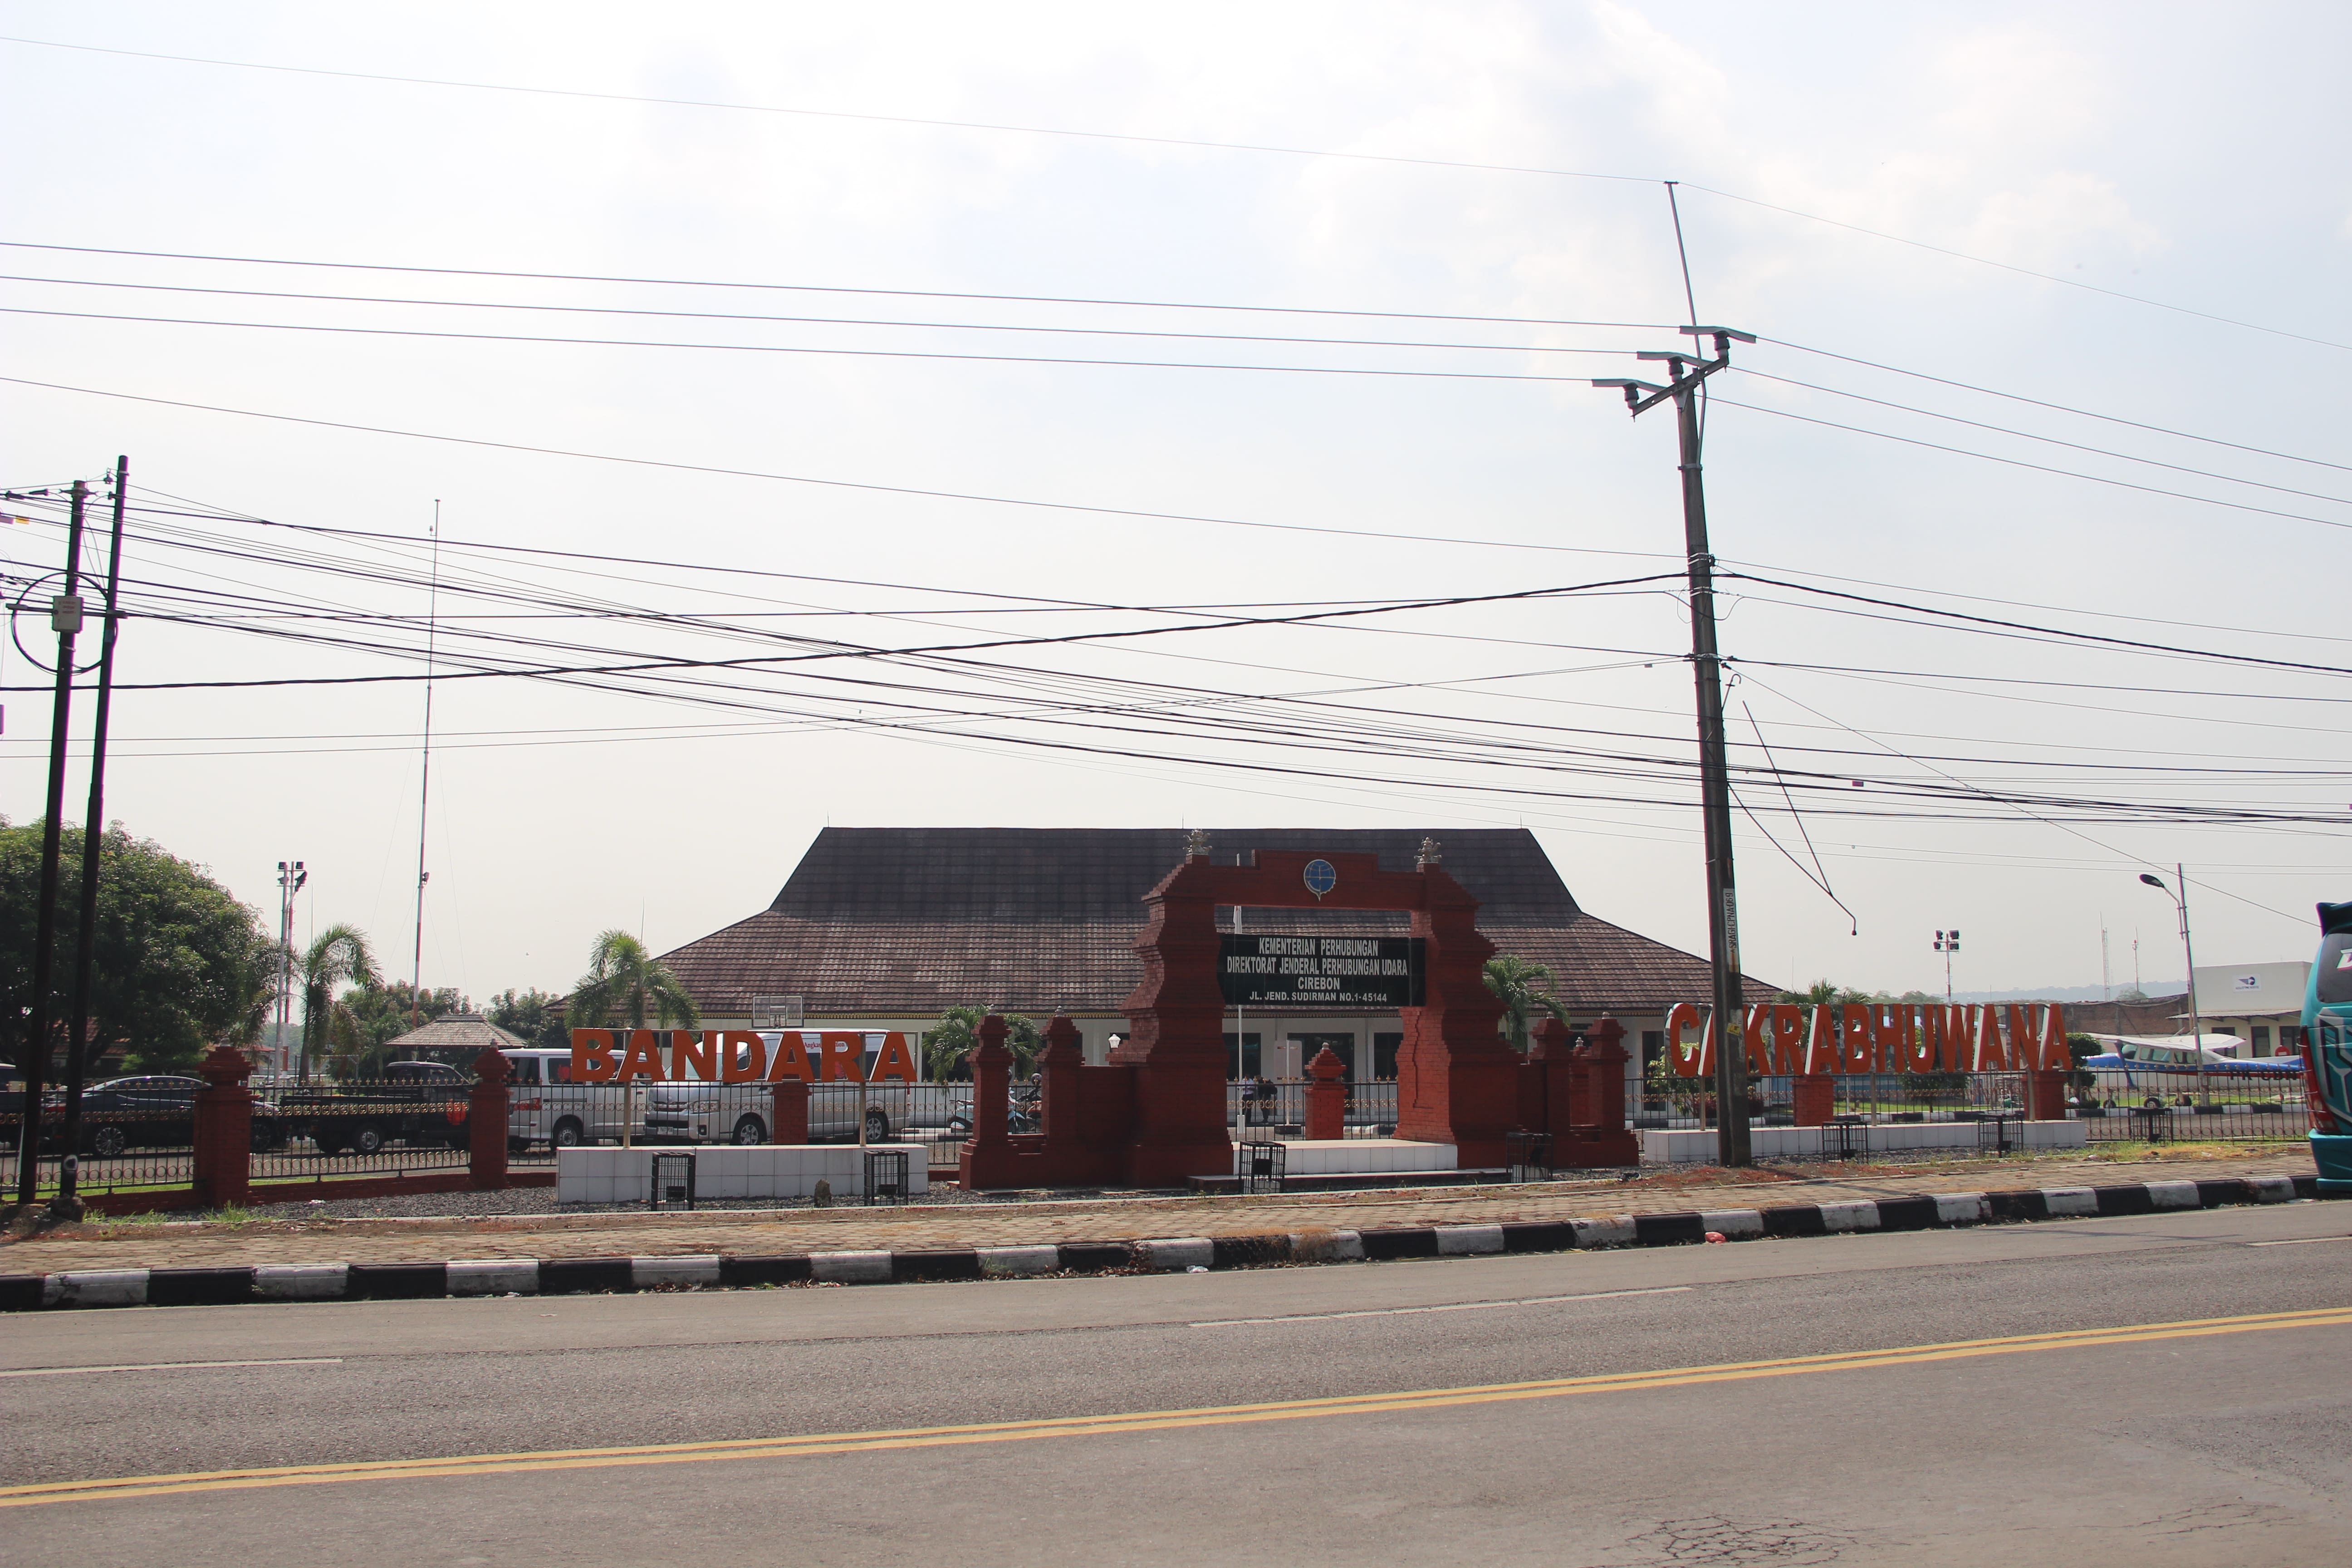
[279,1061,471,1156]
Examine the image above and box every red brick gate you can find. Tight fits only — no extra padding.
[961,838,1518,1188]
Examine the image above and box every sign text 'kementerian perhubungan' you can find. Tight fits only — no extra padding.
[1217,934,1426,1009]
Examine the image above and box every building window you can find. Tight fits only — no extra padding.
[2251,1024,2273,1056]
[1222,1032,1262,1078]
[1289,1032,1355,1078]
[1373,1033,1403,1078]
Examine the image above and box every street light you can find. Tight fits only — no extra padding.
[1933,929,1960,1003]
[2139,868,2205,1049]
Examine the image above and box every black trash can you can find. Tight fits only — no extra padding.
[1237,1140,1286,1195]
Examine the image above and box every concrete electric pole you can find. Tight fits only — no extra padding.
[1594,326,1757,1166]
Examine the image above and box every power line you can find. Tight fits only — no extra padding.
[0,240,1667,331]
[0,373,1668,561]
[0,304,1632,382]
[4,36,2327,350]
[0,272,1651,358]
[1707,395,2352,533]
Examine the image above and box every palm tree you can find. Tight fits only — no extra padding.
[565,930,700,1032]
[922,1005,1040,1080]
[1483,954,1566,1054]
[299,924,378,1083]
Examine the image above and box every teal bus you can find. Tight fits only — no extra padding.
[2301,901,2352,1193]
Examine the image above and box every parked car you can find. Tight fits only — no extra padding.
[502,1047,643,1151]
[58,1075,204,1157]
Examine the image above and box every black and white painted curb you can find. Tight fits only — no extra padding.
[2,1175,2324,1312]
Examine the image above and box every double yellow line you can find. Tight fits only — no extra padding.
[7,1306,2347,1510]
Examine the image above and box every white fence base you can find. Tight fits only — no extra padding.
[1234,1138,1458,1176]
[557,1144,930,1204]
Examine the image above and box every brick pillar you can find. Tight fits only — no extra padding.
[959,1014,1017,1188]
[1040,1014,1082,1147]
[191,1044,253,1209]
[2026,1068,2069,1122]
[1560,1015,1638,1167]
[1304,1046,1347,1140]
[1534,1017,1576,1142]
[469,1048,511,1188]
[1113,852,1234,1186]
[770,1078,809,1146]
[1793,1075,1835,1126]
[1393,863,1515,1166]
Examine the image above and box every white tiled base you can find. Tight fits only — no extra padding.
[555,1144,930,1204]
[1235,1138,1458,1177]
[1638,1120,2087,1165]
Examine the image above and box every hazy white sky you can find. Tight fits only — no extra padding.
[4,1,2348,1003]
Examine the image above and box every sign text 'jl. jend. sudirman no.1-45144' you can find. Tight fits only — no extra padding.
[566,1029,921,1083]
[1666,1002,2072,1076]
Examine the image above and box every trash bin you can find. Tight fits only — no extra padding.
[864,1148,909,1206]
[1236,1140,1285,1194]
[650,1151,696,1211]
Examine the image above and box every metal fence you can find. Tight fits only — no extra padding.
[504,1080,976,1170]
[0,1103,198,1200]
[1627,1067,2311,1145]
[1226,1078,1398,1139]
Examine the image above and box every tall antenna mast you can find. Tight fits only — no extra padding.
[410,500,441,1030]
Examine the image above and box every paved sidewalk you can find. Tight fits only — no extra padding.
[0,1147,2315,1275]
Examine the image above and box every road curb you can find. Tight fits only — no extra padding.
[0,1175,2328,1312]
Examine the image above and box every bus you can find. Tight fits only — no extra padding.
[2301,901,2352,1193]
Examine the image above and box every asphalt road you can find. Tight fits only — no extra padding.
[3,1202,2348,1566]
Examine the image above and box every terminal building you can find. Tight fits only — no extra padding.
[659,827,1775,1080]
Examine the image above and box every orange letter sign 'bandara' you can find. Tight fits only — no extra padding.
[571,1029,617,1083]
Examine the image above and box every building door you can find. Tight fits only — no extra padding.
[1288,1032,1354,1079]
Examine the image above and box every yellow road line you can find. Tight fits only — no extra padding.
[6,1305,2345,1509]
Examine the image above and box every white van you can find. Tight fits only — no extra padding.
[501,1048,644,1151]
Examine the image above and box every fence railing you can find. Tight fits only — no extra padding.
[1226,1079,1398,1139]
[1627,1067,2312,1144]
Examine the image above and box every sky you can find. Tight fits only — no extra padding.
[4,1,2349,1006]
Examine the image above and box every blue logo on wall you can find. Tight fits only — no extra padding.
[1303,858,1338,898]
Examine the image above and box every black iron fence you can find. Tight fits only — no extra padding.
[1226,1079,1398,1139]
[1627,1067,2311,1144]
[504,1080,976,1169]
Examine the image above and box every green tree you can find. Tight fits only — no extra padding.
[299,923,379,1080]
[0,817,276,1074]
[565,930,699,1031]
[922,1004,1041,1080]
[489,987,571,1051]
[337,983,468,1070]
[1482,954,1565,1054]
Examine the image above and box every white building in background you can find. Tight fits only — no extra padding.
[2190,962,2311,1056]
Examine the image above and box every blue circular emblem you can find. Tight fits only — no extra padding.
[1303,858,1338,898]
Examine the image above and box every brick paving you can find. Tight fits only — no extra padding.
[0,1147,2316,1275]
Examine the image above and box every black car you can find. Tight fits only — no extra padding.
[64,1075,203,1157]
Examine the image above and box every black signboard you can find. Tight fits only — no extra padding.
[1218,934,1425,1009]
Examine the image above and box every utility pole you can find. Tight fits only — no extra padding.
[1595,326,1757,1166]
[1935,929,1960,1004]
[410,502,441,1030]
[278,860,307,1072]
[15,478,88,1207]
[55,458,131,1217]
[2141,868,2202,1044]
